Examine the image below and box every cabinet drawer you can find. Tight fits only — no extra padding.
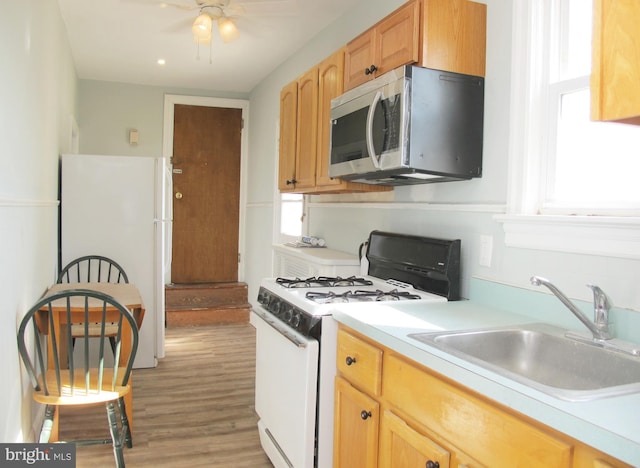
[383,353,572,467]
[337,327,383,396]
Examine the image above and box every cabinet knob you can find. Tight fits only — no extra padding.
[345,356,357,366]
[426,461,440,468]
[286,179,297,185]
[360,410,372,420]
[365,64,378,75]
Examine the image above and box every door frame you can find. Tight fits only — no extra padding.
[162,94,249,284]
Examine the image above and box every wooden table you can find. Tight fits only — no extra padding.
[38,282,145,441]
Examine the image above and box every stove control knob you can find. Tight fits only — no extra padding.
[290,311,301,328]
[283,307,293,323]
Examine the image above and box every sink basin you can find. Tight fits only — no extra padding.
[409,323,640,401]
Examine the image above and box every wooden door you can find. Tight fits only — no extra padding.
[171,104,242,283]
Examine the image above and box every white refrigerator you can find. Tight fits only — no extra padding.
[60,153,171,368]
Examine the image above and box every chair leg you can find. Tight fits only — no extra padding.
[117,396,133,448]
[39,405,56,443]
[109,336,117,355]
[106,402,126,468]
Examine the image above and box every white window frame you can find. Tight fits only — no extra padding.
[277,193,306,244]
[495,0,640,260]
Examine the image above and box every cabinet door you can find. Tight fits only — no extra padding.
[379,410,451,468]
[315,49,345,188]
[344,30,376,91]
[420,0,486,77]
[591,0,640,124]
[278,80,298,191]
[383,353,573,466]
[374,0,420,76]
[294,67,319,190]
[344,1,418,91]
[334,376,380,468]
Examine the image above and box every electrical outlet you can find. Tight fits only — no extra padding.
[479,235,493,267]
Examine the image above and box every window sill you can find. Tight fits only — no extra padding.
[494,214,640,259]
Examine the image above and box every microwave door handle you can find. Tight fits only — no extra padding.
[366,91,382,169]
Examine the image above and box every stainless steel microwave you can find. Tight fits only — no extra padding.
[329,65,484,185]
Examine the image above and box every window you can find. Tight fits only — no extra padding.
[280,193,304,239]
[542,0,640,215]
[511,0,640,216]
[499,0,640,258]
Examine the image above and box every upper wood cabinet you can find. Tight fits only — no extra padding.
[278,68,318,192]
[278,80,298,191]
[344,1,420,90]
[278,49,392,194]
[591,0,640,125]
[344,0,486,91]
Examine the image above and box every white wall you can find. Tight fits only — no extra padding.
[77,80,248,156]
[0,0,78,443]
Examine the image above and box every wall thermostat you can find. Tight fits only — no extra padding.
[129,129,139,145]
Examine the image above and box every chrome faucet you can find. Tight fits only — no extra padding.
[530,276,613,341]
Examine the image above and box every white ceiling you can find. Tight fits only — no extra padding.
[57,0,360,93]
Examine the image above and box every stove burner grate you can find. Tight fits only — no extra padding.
[305,289,422,304]
[276,276,374,289]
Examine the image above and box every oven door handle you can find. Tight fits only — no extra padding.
[252,309,308,349]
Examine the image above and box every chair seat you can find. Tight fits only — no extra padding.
[34,368,131,405]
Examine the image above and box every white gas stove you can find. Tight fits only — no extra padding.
[251,231,461,468]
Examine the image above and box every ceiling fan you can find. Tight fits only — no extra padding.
[157,0,240,44]
[155,0,295,44]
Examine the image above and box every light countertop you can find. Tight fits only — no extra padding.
[332,300,640,466]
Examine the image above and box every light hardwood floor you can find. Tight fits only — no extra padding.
[58,323,273,467]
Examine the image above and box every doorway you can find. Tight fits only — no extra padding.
[162,95,249,285]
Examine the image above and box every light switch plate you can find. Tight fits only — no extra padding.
[479,234,493,267]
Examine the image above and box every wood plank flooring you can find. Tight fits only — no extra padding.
[58,323,273,467]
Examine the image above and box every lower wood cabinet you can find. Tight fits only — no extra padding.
[334,376,380,468]
[334,324,633,468]
[379,409,451,468]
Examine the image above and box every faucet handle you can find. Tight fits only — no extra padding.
[586,284,612,333]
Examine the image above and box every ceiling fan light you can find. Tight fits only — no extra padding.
[192,13,213,42]
[218,17,239,43]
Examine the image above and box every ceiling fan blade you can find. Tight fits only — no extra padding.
[122,0,198,10]
[163,17,195,33]
[163,2,198,10]
[228,0,298,17]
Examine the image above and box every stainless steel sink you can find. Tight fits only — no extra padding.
[409,323,640,401]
